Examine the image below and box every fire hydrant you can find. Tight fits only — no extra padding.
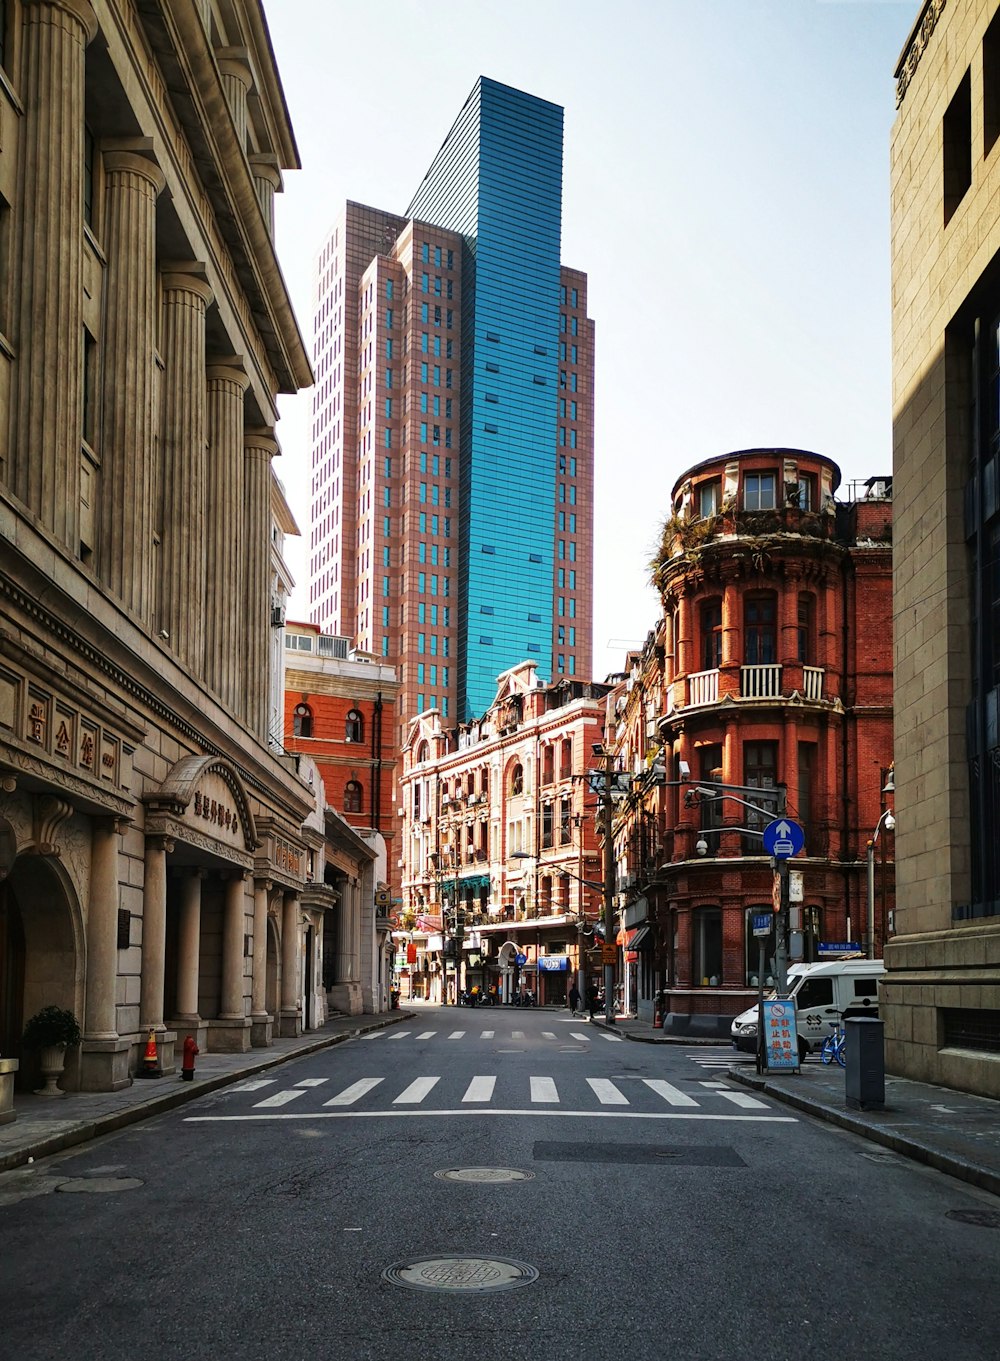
[181,1034,199,1082]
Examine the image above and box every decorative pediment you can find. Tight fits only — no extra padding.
[144,755,258,851]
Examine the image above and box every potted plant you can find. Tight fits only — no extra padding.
[22,1006,81,1096]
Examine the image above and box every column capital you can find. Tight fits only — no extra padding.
[245,427,280,460]
[25,0,99,43]
[248,154,283,192]
[217,46,255,92]
[102,144,166,197]
[254,875,273,892]
[145,833,175,855]
[206,359,251,393]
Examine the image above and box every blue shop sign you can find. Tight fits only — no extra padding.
[538,955,570,972]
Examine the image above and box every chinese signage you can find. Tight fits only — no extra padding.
[762,999,799,1071]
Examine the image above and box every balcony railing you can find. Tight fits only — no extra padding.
[802,666,824,700]
[688,669,719,706]
[741,664,781,698]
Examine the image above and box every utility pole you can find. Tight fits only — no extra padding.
[599,750,617,1026]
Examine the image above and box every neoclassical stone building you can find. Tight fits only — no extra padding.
[0,1,319,1091]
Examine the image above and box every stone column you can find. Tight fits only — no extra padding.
[217,47,253,151]
[140,834,173,1031]
[11,0,98,547]
[96,148,165,621]
[244,430,279,739]
[205,362,250,710]
[279,891,301,1037]
[250,877,272,1047]
[249,155,282,237]
[329,879,362,1016]
[174,870,203,1024]
[220,872,247,1019]
[80,816,133,1091]
[159,269,214,671]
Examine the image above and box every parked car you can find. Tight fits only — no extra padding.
[730,958,885,1061]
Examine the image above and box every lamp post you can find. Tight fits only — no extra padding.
[866,807,895,961]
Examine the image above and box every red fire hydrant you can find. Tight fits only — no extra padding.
[181,1034,199,1082]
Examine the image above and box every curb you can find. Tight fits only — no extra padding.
[0,1012,410,1173]
[728,1066,1000,1200]
[589,1018,728,1046]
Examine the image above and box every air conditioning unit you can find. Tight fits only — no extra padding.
[271,603,285,628]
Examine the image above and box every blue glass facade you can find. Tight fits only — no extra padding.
[407,78,563,720]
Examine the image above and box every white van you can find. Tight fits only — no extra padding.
[730,959,885,1061]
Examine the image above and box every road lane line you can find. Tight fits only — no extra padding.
[599,1033,623,1042]
[253,1089,307,1108]
[294,1078,328,1087]
[229,1079,277,1092]
[512,1030,525,1040]
[462,1076,496,1103]
[394,1076,440,1104]
[643,1078,699,1108]
[448,1031,465,1039]
[542,1032,557,1040]
[324,1078,383,1106]
[570,1032,592,1042]
[587,1078,629,1106]
[530,1076,559,1103]
[417,1031,437,1039]
[186,1109,797,1123]
[480,1030,495,1039]
[387,1031,412,1040]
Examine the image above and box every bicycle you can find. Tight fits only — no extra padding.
[820,1015,847,1067]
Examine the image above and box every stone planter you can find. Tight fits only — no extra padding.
[0,1057,18,1124]
[35,1044,67,1097]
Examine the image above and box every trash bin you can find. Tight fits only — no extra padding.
[844,1016,885,1111]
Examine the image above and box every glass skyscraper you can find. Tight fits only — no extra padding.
[307,77,593,734]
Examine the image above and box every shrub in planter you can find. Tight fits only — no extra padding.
[22,1006,82,1050]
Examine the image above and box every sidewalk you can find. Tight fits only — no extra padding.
[0,1011,412,1174]
[595,1013,1000,1200]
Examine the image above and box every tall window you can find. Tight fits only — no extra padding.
[698,745,724,855]
[345,709,364,744]
[744,595,777,664]
[794,473,817,511]
[743,471,776,511]
[701,599,722,670]
[743,741,779,852]
[344,781,363,814]
[698,480,720,518]
[692,907,722,986]
[292,704,313,738]
[510,763,523,796]
[542,746,554,785]
[798,743,816,842]
[542,803,554,850]
[745,906,775,987]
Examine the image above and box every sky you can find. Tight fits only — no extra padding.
[264,0,915,681]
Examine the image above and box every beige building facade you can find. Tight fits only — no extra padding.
[889,0,1000,1096]
[0,0,319,1094]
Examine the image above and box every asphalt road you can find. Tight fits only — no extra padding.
[2,1005,999,1361]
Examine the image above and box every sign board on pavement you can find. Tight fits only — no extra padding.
[762,998,800,1071]
[602,943,616,964]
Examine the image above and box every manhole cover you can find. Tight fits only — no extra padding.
[382,1255,538,1293]
[435,1167,534,1184]
[55,1177,143,1194]
[946,1208,1000,1229]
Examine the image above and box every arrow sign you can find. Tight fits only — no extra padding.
[762,817,804,859]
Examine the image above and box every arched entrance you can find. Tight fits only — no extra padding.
[0,853,82,1089]
[497,940,520,1004]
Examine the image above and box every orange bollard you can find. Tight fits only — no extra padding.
[136,1027,162,1079]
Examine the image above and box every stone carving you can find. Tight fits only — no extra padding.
[31,794,75,857]
[896,0,947,108]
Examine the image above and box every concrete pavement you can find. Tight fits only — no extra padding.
[593,1011,1000,1200]
[0,1011,412,1173]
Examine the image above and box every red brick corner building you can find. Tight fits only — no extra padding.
[614,449,894,1035]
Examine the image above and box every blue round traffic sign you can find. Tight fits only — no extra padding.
[762,818,804,859]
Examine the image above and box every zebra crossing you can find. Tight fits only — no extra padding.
[185,1070,792,1123]
[367,1028,622,1044]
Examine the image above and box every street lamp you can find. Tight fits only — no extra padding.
[866,800,895,961]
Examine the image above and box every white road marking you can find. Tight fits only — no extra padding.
[698,1081,727,1089]
[294,1078,328,1087]
[448,1031,465,1039]
[187,1110,797,1124]
[361,1032,385,1040]
[642,1078,699,1108]
[253,1088,306,1108]
[324,1078,383,1107]
[387,1031,412,1040]
[417,1031,436,1039]
[716,1090,769,1110]
[512,1030,525,1040]
[599,1033,623,1043]
[463,1076,496,1103]
[530,1076,559,1103]
[394,1076,440,1105]
[480,1030,495,1039]
[542,1032,557,1040]
[587,1078,629,1106]
[570,1032,592,1042]
[229,1079,276,1092]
